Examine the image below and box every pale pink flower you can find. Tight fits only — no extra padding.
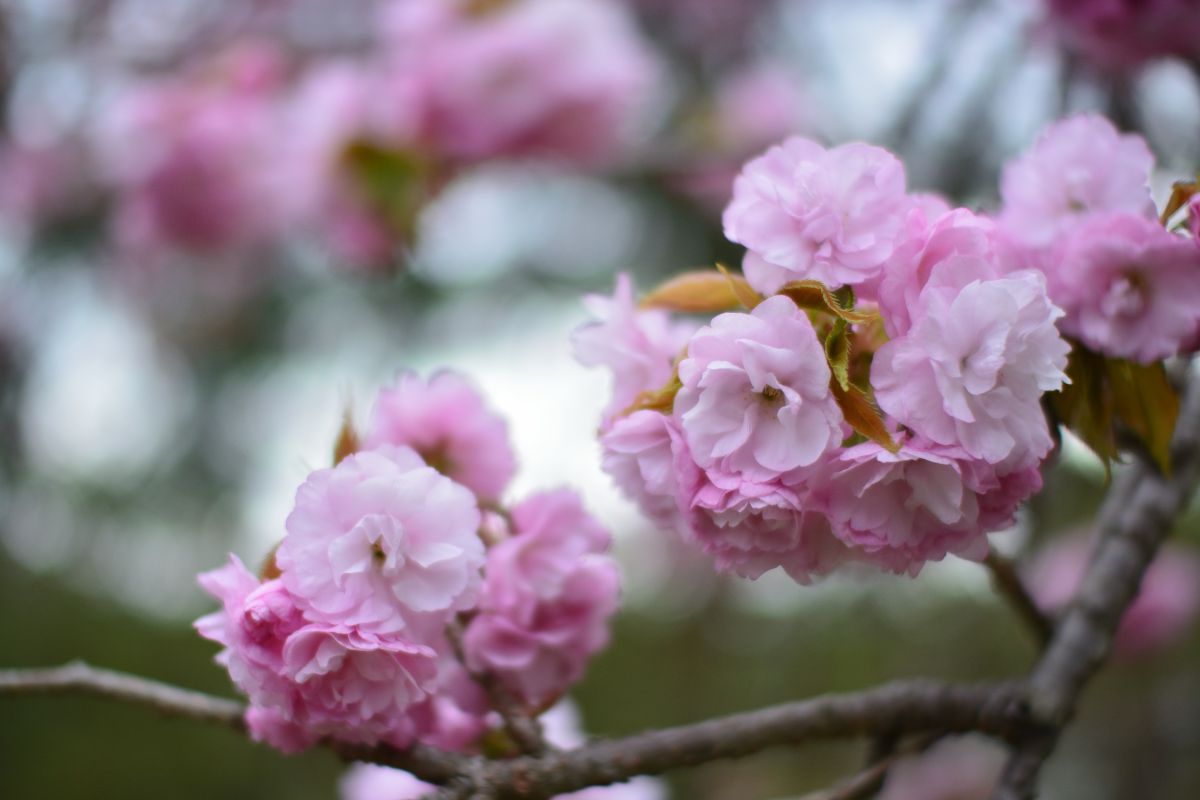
[723,136,913,293]
[1188,194,1200,243]
[278,446,484,634]
[998,113,1155,250]
[877,208,1017,337]
[1029,537,1200,657]
[341,763,433,800]
[364,371,517,502]
[463,490,619,706]
[713,64,807,155]
[1048,212,1200,363]
[573,273,697,424]
[1044,0,1200,70]
[600,409,685,534]
[872,272,1069,469]
[675,295,843,482]
[809,442,1036,575]
[877,735,1007,800]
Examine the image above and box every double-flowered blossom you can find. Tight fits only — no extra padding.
[572,273,698,424]
[196,556,444,751]
[365,371,517,502]
[463,490,620,707]
[998,113,1155,251]
[873,271,1069,469]
[198,373,620,753]
[723,136,913,294]
[1047,212,1200,363]
[278,446,485,634]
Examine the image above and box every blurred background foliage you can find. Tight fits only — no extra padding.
[1,0,1199,798]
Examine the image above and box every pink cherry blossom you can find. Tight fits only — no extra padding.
[675,295,843,482]
[364,371,517,502]
[723,136,913,293]
[196,556,445,751]
[809,442,1037,575]
[382,0,660,167]
[998,113,1155,250]
[600,409,686,534]
[572,273,697,424]
[1043,0,1200,70]
[278,446,484,634]
[877,735,1007,800]
[463,489,619,706]
[1188,194,1200,243]
[683,474,849,582]
[1048,212,1200,363]
[1029,537,1200,657]
[872,271,1069,469]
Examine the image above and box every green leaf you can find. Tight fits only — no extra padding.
[831,381,899,453]
[340,140,436,238]
[777,279,880,325]
[1106,358,1178,475]
[824,318,851,392]
[640,268,762,313]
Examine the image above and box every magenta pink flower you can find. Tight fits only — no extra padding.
[573,274,697,424]
[723,136,913,293]
[278,446,484,635]
[463,490,619,706]
[998,113,1154,250]
[1188,194,1200,243]
[365,371,517,502]
[1044,0,1200,70]
[1048,212,1200,363]
[1029,537,1200,657]
[676,295,843,482]
[809,442,1036,575]
[872,272,1069,469]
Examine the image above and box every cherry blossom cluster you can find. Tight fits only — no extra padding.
[577,136,1077,580]
[196,372,620,753]
[578,112,1198,584]
[997,113,1200,363]
[85,0,660,273]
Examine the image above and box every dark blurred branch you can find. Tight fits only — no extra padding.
[984,551,1054,647]
[991,364,1200,799]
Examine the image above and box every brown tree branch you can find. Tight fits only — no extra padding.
[991,366,1200,799]
[984,551,1054,647]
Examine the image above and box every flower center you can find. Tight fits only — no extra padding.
[1101,272,1148,319]
[759,385,784,406]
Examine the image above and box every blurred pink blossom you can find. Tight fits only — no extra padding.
[365,371,517,502]
[877,735,1007,800]
[1043,0,1200,70]
[1029,537,1200,656]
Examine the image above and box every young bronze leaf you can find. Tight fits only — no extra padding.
[778,279,879,325]
[333,408,361,465]
[825,318,852,392]
[831,381,899,453]
[621,370,683,417]
[639,270,755,313]
[1106,359,1179,475]
[1160,179,1199,226]
[716,263,764,309]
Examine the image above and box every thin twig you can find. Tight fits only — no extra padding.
[984,551,1054,647]
[799,732,942,800]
